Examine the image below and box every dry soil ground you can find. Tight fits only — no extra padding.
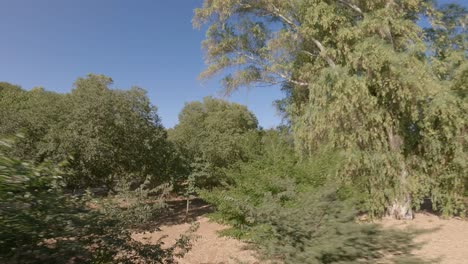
[381,213,468,264]
[133,200,468,264]
[132,199,259,264]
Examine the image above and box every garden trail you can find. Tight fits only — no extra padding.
[133,200,468,264]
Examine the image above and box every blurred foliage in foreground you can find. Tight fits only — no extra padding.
[202,130,427,263]
[0,139,195,264]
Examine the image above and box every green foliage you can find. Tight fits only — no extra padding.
[201,130,340,234]
[0,82,26,136]
[52,75,174,189]
[253,188,425,264]
[425,3,467,83]
[0,139,194,264]
[0,83,67,161]
[201,131,424,263]
[194,0,468,218]
[169,96,259,188]
[0,75,179,190]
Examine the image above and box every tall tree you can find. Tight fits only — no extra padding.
[194,0,467,218]
[46,74,173,189]
[0,83,67,161]
[0,75,176,190]
[169,96,259,188]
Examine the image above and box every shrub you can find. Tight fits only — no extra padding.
[0,140,193,264]
[201,131,425,263]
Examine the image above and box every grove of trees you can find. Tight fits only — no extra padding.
[0,76,195,263]
[194,0,467,219]
[1,75,178,190]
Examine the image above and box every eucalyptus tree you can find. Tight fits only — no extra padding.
[194,0,467,218]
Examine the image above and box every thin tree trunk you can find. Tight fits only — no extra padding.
[186,198,190,218]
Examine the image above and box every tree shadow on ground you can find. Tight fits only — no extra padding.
[157,198,214,226]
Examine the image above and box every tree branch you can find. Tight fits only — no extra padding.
[233,50,309,87]
[337,0,363,15]
[270,4,336,68]
[310,39,336,67]
[271,4,298,29]
[301,50,318,58]
[276,72,309,87]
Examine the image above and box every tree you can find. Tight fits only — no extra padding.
[45,74,174,189]
[194,0,467,218]
[202,130,425,263]
[0,83,67,161]
[0,82,26,136]
[169,96,259,188]
[425,3,467,87]
[0,75,177,190]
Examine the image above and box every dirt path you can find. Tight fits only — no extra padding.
[132,199,259,263]
[133,200,468,264]
[134,216,259,264]
[381,213,468,264]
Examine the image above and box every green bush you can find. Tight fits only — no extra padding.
[201,131,425,263]
[201,130,340,233]
[0,141,193,264]
[169,97,260,189]
[252,187,425,264]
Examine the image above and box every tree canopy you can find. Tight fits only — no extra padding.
[194,0,467,218]
[169,96,259,188]
[0,2,466,262]
[0,75,176,190]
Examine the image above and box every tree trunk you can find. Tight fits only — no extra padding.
[386,126,414,220]
[388,195,413,220]
[388,163,413,219]
[388,199,413,220]
[186,198,190,218]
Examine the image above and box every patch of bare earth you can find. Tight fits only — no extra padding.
[133,199,468,264]
[132,199,259,264]
[380,213,468,264]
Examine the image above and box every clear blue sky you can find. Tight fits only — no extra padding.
[0,0,284,128]
[0,0,464,128]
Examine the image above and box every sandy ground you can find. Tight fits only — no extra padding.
[133,217,259,264]
[133,200,468,264]
[380,213,468,264]
[132,199,259,264]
